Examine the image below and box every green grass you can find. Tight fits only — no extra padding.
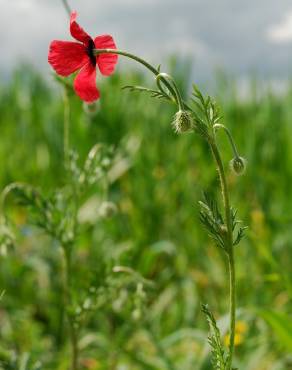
[0,62,292,369]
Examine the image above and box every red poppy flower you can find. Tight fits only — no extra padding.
[48,11,118,102]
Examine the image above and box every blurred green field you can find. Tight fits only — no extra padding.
[0,62,292,369]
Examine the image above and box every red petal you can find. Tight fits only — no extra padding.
[70,11,91,44]
[74,62,100,102]
[94,35,118,76]
[48,40,88,77]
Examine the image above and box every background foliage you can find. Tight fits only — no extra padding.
[0,61,292,369]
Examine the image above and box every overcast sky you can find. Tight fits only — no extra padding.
[1,0,292,84]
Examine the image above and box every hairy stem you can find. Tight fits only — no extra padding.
[94,49,159,76]
[94,49,181,106]
[227,247,236,368]
[94,48,196,113]
[209,139,236,369]
[63,89,70,168]
[62,90,79,370]
[213,124,241,160]
[156,73,184,110]
[63,246,79,370]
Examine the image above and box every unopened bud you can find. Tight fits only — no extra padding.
[172,110,194,134]
[229,156,246,176]
[99,201,118,218]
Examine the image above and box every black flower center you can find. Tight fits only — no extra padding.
[87,39,96,66]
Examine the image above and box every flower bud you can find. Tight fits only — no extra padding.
[172,110,194,134]
[229,156,246,176]
[98,201,118,218]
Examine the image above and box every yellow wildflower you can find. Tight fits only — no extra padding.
[224,320,248,347]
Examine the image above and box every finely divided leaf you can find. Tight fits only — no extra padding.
[191,85,222,127]
[123,85,171,101]
[199,193,227,252]
[230,207,247,246]
[202,304,228,370]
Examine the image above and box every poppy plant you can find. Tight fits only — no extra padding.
[48,11,118,102]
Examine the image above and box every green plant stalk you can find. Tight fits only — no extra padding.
[94,49,182,105]
[209,138,235,369]
[227,248,236,368]
[56,88,71,350]
[63,246,79,370]
[63,89,70,168]
[94,46,237,369]
[156,73,184,110]
[213,124,240,160]
[95,49,160,76]
[62,91,79,370]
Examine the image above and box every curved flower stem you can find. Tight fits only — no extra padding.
[94,49,160,76]
[209,138,235,370]
[156,73,184,110]
[213,124,241,160]
[94,48,195,113]
[94,49,184,107]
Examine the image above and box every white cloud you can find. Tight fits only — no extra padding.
[1,0,292,83]
[18,0,34,11]
[164,36,208,58]
[267,11,292,43]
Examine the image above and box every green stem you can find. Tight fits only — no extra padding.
[62,89,79,369]
[209,139,236,370]
[63,89,70,169]
[156,73,184,110]
[94,48,196,115]
[94,49,159,76]
[63,246,79,370]
[227,248,236,369]
[213,124,241,159]
[94,49,183,108]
